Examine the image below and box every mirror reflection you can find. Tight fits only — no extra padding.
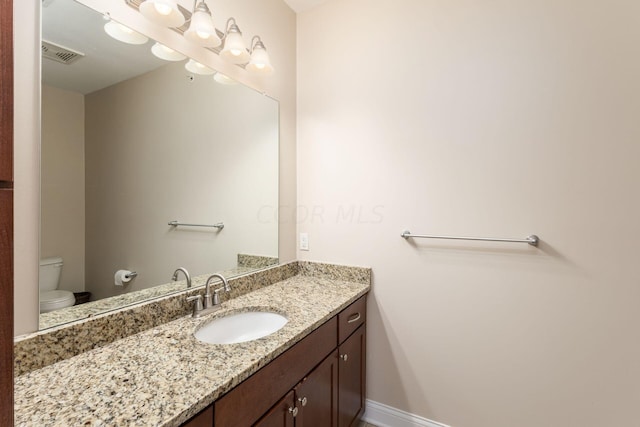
[39,0,279,330]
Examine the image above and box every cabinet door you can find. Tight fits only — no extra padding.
[254,390,295,427]
[295,350,338,427]
[338,325,366,427]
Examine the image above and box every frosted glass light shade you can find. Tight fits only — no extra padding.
[220,31,249,64]
[151,42,186,61]
[213,72,237,85]
[184,2,221,48]
[185,59,215,75]
[139,0,185,27]
[104,21,149,45]
[247,44,274,75]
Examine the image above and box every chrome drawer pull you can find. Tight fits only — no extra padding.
[289,407,299,417]
[347,312,361,323]
[298,396,308,406]
[340,354,348,362]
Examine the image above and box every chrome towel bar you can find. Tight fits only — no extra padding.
[169,220,225,230]
[401,230,539,247]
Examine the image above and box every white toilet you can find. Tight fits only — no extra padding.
[39,257,76,313]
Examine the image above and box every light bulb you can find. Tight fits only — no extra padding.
[220,24,249,64]
[139,0,185,27]
[247,41,274,75]
[184,2,221,47]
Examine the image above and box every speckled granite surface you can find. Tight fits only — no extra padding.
[15,262,300,376]
[237,253,279,269]
[298,260,371,284]
[39,266,261,330]
[14,271,370,427]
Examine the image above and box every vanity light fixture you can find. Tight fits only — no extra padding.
[139,0,185,27]
[104,20,149,45]
[246,36,274,75]
[151,42,187,61]
[126,0,274,75]
[185,58,215,75]
[220,18,250,64]
[184,1,221,47]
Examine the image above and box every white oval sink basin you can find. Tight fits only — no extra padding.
[194,311,288,344]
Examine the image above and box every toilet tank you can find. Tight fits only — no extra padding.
[39,257,63,291]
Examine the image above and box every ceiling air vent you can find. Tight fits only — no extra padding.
[42,40,84,65]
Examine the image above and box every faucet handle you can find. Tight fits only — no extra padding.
[186,294,203,317]
[213,288,222,305]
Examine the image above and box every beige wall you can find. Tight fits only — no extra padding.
[84,62,278,300]
[14,0,296,335]
[40,84,85,293]
[297,0,640,426]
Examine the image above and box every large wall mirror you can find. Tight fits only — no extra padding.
[39,0,279,330]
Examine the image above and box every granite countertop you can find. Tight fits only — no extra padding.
[15,274,370,427]
[38,266,262,330]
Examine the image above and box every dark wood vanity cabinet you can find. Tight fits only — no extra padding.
[181,407,214,427]
[255,391,296,427]
[182,295,367,427]
[256,351,339,427]
[337,325,366,427]
[337,295,366,427]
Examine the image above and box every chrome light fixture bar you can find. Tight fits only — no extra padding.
[125,0,273,74]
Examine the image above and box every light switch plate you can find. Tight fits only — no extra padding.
[299,233,309,251]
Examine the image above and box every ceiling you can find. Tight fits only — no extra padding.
[42,0,170,94]
[283,0,330,13]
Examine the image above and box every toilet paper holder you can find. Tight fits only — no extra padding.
[114,270,138,287]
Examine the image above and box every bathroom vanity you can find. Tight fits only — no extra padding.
[210,295,366,427]
[14,262,370,427]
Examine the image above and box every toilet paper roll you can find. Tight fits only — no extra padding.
[114,270,133,287]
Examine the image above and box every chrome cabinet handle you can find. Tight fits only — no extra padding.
[298,396,308,406]
[347,312,361,323]
[289,406,299,417]
[340,354,348,362]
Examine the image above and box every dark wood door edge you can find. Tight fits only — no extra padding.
[0,0,14,424]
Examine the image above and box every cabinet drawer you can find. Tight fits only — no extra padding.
[338,296,366,344]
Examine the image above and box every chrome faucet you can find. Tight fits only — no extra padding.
[205,273,230,306]
[171,267,192,288]
[187,273,230,317]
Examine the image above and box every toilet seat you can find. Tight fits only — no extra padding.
[40,290,75,313]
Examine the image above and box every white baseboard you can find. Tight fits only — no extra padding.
[361,399,451,427]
